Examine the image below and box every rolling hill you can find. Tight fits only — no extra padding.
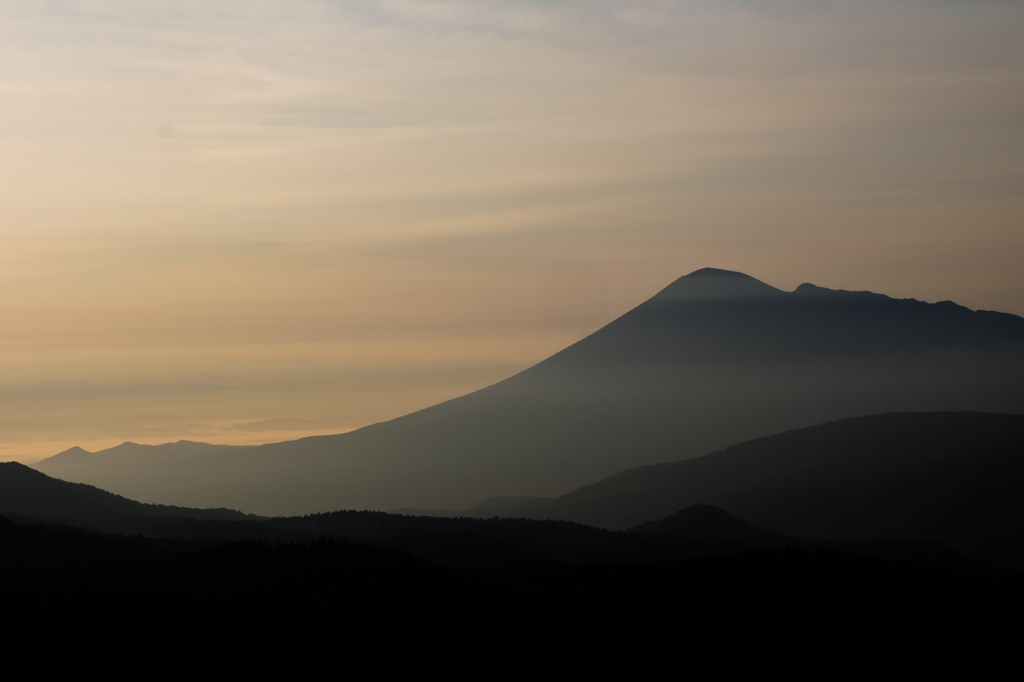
[0,460,252,522]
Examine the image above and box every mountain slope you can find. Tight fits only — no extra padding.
[34,269,1024,514]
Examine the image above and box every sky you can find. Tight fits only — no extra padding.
[2,0,1023,460]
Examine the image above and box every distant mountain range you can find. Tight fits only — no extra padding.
[33,268,1024,515]
[32,441,247,507]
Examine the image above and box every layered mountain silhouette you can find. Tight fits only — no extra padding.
[1,461,987,573]
[33,268,1024,515]
[487,413,1024,563]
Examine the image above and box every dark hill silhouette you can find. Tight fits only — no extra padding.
[0,461,253,523]
[630,504,789,544]
[3,469,986,573]
[496,412,1024,567]
[34,269,1024,514]
[627,503,990,574]
[0,474,726,567]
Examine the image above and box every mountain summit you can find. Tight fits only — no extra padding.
[663,266,783,291]
[36,270,1024,515]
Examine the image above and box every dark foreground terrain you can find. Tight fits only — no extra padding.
[3,514,1019,667]
[7,410,1024,666]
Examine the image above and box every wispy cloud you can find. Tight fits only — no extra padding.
[0,2,1021,414]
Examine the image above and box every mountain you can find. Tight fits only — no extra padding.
[0,461,252,523]
[33,268,1024,515]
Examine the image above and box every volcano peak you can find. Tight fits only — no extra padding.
[684,267,757,279]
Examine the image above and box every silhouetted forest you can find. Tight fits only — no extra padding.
[3,513,1019,664]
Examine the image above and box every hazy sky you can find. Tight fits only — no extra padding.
[2,1,1023,459]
